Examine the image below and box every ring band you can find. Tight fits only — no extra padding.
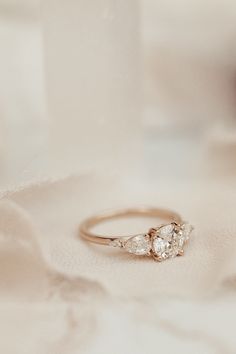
[79,207,193,262]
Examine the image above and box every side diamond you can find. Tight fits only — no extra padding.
[109,239,122,248]
[124,235,151,256]
[181,223,194,241]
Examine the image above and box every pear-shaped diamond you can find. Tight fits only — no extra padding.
[124,235,151,256]
[181,223,193,241]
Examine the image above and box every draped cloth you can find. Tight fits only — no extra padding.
[1,174,236,353]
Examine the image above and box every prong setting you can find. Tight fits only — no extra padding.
[150,222,192,261]
[177,249,184,256]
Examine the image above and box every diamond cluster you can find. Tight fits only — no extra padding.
[121,223,193,261]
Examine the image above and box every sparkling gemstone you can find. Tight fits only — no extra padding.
[109,239,122,248]
[178,236,185,248]
[124,235,151,255]
[181,223,193,241]
[153,237,178,260]
[152,222,190,261]
[158,224,174,241]
[153,237,167,254]
[169,240,179,257]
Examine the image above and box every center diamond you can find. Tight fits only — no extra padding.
[151,223,192,261]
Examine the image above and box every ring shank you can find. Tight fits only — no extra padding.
[79,207,182,246]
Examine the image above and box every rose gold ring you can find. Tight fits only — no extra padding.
[79,207,193,262]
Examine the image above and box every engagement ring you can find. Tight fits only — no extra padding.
[79,208,193,262]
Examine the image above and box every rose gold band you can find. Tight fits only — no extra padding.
[79,207,182,246]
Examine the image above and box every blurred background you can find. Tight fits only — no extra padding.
[1,0,236,188]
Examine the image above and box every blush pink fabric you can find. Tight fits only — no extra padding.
[1,174,236,353]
